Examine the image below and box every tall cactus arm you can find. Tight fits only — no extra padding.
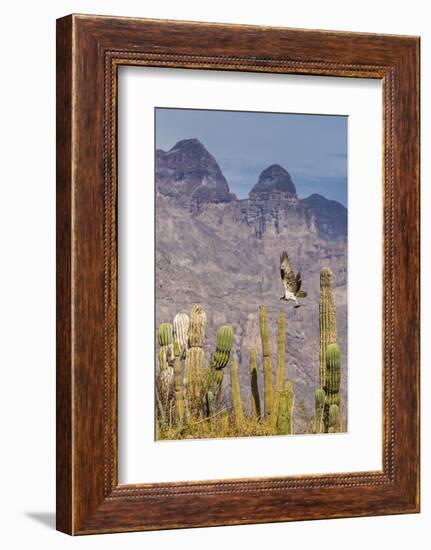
[319,268,337,388]
[173,342,185,425]
[313,387,325,434]
[259,305,274,421]
[173,313,190,359]
[249,348,261,420]
[230,360,245,425]
[273,311,286,428]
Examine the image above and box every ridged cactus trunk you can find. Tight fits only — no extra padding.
[276,380,294,435]
[328,404,340,433]
[185,305,206,419]
[319,268,337,389]
[173,342,185,425]
[173,313,189,359]
[313,388,325,434]
[259,305,274,421]
[230,360,244,425]
[249,348,261,420]
[157,323,174,421]
[158,322,174,370]
[323,342,341,432]
[272,311,286,428]
[206,325,234,406]
[211,326,234,370]
[219,409,230,435]
[204,390,215,419]
[314,387,326,434]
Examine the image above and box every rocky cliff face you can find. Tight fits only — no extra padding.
[156,138,236,211]
[302,193,347,241]
[249,164,297,202]
[155,140,348,429]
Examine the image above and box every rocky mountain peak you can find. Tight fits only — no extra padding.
[164,138,209,157]
[301,193,347,240]
[156,139,235,210]
[249,164,297,200]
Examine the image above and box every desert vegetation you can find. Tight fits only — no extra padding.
[156,267,342,440]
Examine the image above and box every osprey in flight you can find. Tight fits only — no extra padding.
[280,251,307,307]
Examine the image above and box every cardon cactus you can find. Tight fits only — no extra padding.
[158,323,174,348]
[276,380,294,435]
[323,342,341,432]
[272,311,286,428]
[205,368,224,404]
[158,365,174,405]
[173,342,185,425]
[206,325,234,403]
[249,348,261,420]
[158,323,174,371]
[188,304,206,347]
[259,305,274,421]
[173,313,189,358]
[319,268,337,388]
[219,409,230,435]
[204,390,215,419]
[185,348,205,417]
[324,343,341,406]
[230,360,245,425]
[157,323,174,412]
[185,305,206,418]
[211,325,234,369]
[328,404,340,433]
[313,387,326,434]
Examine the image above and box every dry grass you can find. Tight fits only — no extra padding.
[157,411,277,441]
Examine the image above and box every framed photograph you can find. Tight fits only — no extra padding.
[56,14,420,534]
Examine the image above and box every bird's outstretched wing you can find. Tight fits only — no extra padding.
[295,271,302,291]
[294,272,308,297]
[280,251,292,280]
[280,251,308,297]
[280,251,298,293]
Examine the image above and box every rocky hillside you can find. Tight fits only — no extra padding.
[155,139,348,430]
[302,193,348,241]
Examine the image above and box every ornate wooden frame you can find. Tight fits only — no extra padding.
[56,14,420,535]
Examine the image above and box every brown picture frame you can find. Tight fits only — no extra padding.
[56,14,420,535]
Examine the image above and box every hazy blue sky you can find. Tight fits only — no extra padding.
[155,108,348,206]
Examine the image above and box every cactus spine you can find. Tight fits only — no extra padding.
[313,387,325,434]
[185,305,206,418]
[276,380,294,435]
[273,311,286,428]
[230,360,244,425]
[259,305,274,421]
[319,268,337,388]
[249,348,261,420]
[173,313,189,359]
